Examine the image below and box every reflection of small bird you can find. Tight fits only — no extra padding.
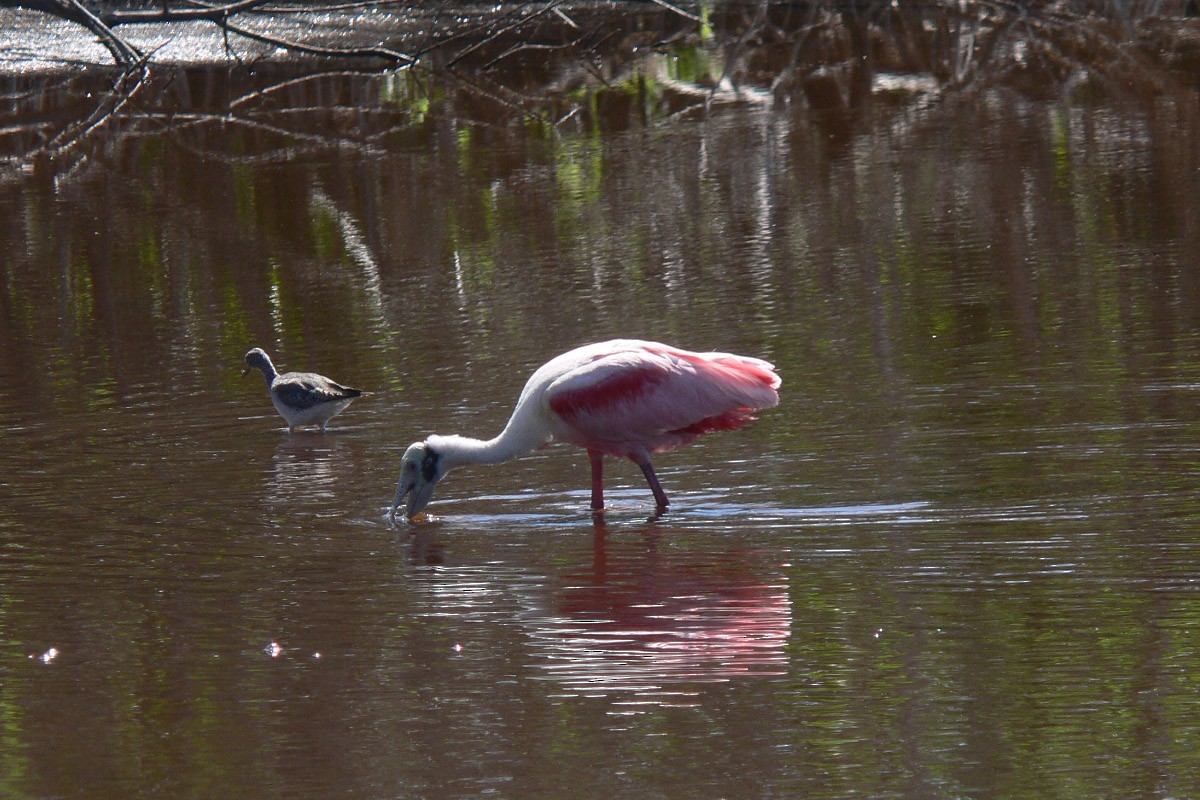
[392,339,781,520]
[242,347,368,433]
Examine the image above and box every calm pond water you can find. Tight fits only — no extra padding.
[3,9,1200,798]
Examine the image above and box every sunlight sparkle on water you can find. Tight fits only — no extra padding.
[31,647,59,664]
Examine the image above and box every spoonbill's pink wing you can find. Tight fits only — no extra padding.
[544,344,779,455]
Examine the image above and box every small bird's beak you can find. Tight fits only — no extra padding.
[240,364,251,377]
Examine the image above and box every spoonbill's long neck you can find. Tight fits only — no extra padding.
[432,403,550,469]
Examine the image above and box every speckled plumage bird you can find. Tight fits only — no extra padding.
[242,347,368,432]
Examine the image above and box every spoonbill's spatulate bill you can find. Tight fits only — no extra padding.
[391,339,781,520]
[242,347,368,432]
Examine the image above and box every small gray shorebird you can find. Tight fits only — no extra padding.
[242,347,368,432]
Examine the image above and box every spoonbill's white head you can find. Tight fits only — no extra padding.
[391,441,447,520]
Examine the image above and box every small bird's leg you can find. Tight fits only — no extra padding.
[634,455,670,512]
[588,449,605,513]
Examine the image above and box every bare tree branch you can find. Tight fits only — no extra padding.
[480,40,576,71]
[4,0,144,65]
[2,0,419,66]
[445,0,568,68]
[227,69,385,110]
[643,0,701,24]
[220,18,416,65]
[17,63,149,168]
[96,0,271,25]
[4,0,1196,185]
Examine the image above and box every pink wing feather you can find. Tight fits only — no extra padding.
[545,344,780,457]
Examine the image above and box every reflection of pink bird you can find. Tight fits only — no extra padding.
[391,339,781,519]
[543,547,794,692]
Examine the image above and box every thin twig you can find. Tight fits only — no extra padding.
[445,0,567,69]
[481,40,579,71]
[26,63,149,166]
[643,0,702,24]
[221,19,417,65]
[59,0,143,66]
[229,69,387,109]
[438,69,551,124]
[97,0,270,25]
[137,108,392,155]
[415,1,555,59]
[553,6,579,28]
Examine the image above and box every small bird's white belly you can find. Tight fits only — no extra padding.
[271,395,351,428]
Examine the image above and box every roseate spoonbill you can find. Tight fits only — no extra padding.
[391,339,780,520]
[242,347,368,432]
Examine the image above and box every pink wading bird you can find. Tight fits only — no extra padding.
[390,339,781,520]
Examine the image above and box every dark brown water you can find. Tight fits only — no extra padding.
[3,12,1200,798]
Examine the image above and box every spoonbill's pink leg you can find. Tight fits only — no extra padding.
[634,456,670,511]
[588,450,605,512]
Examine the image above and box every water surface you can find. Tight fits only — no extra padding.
[2,13,1200,798]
